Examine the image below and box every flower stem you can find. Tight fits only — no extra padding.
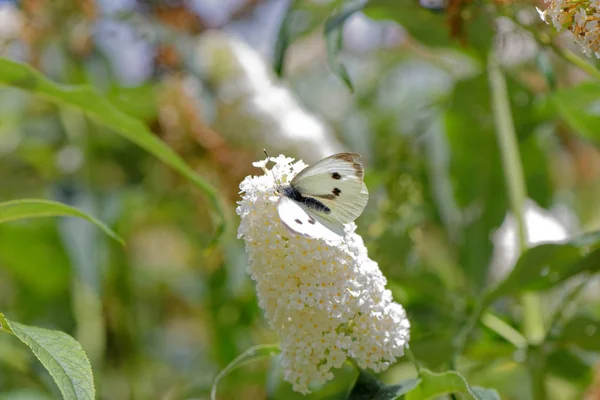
[552,44,600,80]
[488,52,546,400]
[482,312,528,349]
[405,346,421,374]
[511,18,600,81]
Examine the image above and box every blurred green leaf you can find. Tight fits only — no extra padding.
[365,0,494,57]
[520,135,552,209]
[0,389,53,400]
[0,58,225,246]
[0,199,123,245]
[324,1,366,91]
[0,313,95,400]
[445,75,506,287]
[274,0,342,77]
[347,370,420,400]
[0,223,70,296]
[273,0,297,77]
[553,314,600,351]
[105,83,157,122]
[406,369,500,400]
[488,243,600,298]
[550,82,600,142]
[365,0,450,47]
[211,344,280,400]
[546,348,593,381]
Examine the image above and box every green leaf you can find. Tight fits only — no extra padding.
[323,1,365,91]
[0,199,123,245]
[406,369,500,400]
[0,57,225,246]
[445,75,506,287]
[553,314,600,351]
[0,313,95,400]
[364,0,494,57]
[488,243,600,299]
[347,370,420,400]
[365,0,451,47]
[211,344,280,400]
[546,348,593,381]
[550,82,600,143]
[273,0,298,77]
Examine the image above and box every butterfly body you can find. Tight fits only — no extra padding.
[275,153,369,240]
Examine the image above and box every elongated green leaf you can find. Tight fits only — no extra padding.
[0,199,123,245]
[323,1,365,91]
[0,313,95,400]
[347,370,420,400]
[0,58,225,246]
[489,244,582,297]
[406,369,500,400]
[211,344,280,400]
[488,242,600,300]
[273,0,297,77]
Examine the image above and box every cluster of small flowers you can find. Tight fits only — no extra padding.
[539,0,600,57]
[237,155,410,394]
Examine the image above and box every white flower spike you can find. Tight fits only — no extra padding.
[539,0,600,58]
[237,155,410,394]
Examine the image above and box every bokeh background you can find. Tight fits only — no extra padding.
[1,0,600,399]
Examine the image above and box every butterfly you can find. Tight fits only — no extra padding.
[275,153,369,241]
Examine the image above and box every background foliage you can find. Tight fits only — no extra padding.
[1,0,600,399]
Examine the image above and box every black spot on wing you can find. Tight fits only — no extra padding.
[308,218,316,224]
[332,172,341,180]
[333,188,341,196]
[295,219,303,224]
[332,153,364,179]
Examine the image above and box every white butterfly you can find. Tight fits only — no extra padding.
[275,153,369,241]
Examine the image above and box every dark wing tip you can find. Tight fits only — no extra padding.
[331,153,364,179]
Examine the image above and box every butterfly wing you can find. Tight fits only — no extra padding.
[276,197,344,241]
[291,153,368,224]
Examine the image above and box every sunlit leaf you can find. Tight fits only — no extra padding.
[211,344,280,400]
[0,313,95,400]
[0,58,225,246]
[347,370,420,400]
[0,199,123,245]
[488,242,600,299]
[406,369,500,400]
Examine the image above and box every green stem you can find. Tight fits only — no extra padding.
[405,346,421,374]
[550,44,600,81]
[488,53,545,400]
[481,312,528,349]
[488,53,527,253]
[511,19,600,80]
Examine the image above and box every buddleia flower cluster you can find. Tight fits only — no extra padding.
[236,155,410,394]
[538,0,600,57]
